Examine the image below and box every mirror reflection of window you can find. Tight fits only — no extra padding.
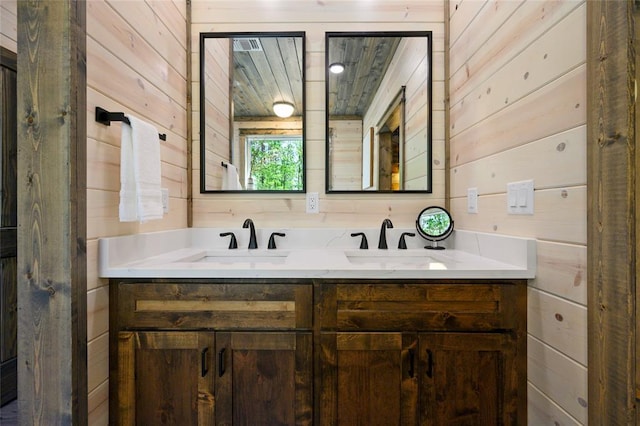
[200,32,306,193]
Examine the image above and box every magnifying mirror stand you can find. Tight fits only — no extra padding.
[416,206,454,250]
[425,240,445,250]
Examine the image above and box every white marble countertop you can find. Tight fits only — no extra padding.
[99,228,536,280]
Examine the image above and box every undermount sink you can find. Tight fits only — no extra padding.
[344,250,434,266]
[176,250,290,265]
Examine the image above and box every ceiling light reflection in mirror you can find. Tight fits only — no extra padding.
[199,32,306,193]
[325,31,432,193]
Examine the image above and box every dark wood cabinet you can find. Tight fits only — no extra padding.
[111,278,526,425]
[110,280,313,425]
[419,333,519,425]
[315,280,526,426]
[319,332,419,425]
[117,331,215,425]
[215,331,312,425]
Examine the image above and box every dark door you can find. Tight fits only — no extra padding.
[117,331,215,425]
[419,332,518,425]
[319,332,418,426]
[215,331,313,425]
[0,46,18,407]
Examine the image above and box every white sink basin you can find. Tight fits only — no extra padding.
[344,250,434,266]
[175,250,290,265]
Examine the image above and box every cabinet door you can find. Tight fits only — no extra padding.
[215,331,313,425]
[419,333,521,425]
[118,331,215,426]
[319,332,418,426]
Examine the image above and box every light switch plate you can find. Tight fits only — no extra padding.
[467,187,478,214]
[507,180,534,215]
[161,188,169,214]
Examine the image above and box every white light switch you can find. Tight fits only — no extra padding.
[467,188,478,214]
[517,188,528,207]
[507,180,534,215]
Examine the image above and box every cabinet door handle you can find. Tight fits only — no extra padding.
[218,348,226,377]
[426,349,433,378]
[201,347,209,377]
[408,349,415,378]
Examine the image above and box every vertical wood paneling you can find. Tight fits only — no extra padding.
[447,0,588,422]
[587,1,637,423]
[17,1,88,422]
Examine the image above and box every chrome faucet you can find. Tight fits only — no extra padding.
[242,218,258,249]
[378,219,394,249]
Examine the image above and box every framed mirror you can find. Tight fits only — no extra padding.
[200,32,306,192]
[325,31,432,193]
[416,206,454,250]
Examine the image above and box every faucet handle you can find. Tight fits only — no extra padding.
[398,232,416,250]
[268,232,286,249]
[220,232,238,249]
[351,232,369,249]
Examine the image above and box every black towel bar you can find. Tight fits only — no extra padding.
[95,107,167,141]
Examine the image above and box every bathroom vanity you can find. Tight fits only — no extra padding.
[101,228,534,425]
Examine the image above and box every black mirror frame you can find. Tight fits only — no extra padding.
[324,30,433,194]
[199,31,307,194]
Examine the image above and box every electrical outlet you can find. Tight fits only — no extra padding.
[306,192,319,213]
[161,188,169,214]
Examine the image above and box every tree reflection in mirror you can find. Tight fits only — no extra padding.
[245,135,303,190]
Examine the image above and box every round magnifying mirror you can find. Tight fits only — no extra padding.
[416,206,454,250]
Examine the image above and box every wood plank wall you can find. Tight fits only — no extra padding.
[2,1,595,423]
[202,38,231,189]
[0,1,16,54]
[191,0,446,227]
[448,1,587,424]
[85,1,188,424]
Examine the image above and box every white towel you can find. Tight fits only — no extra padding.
[221,163,243,190]
[119,115,163,222]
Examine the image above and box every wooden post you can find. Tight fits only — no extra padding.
[587,1,637,423]
[17,1,87,424]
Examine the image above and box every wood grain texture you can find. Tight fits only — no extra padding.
[117,331,215,426]
[527,287,587,365]
[0,1,17,53]
[318,331,419,425]
[587,1,637,423]
[0,46,17,407]
[116,281,313,330]
[528,335,587,424]
[215,331,313,426]
[316,279,526,425]
[420,332,521,425]
[17,1,87,423]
